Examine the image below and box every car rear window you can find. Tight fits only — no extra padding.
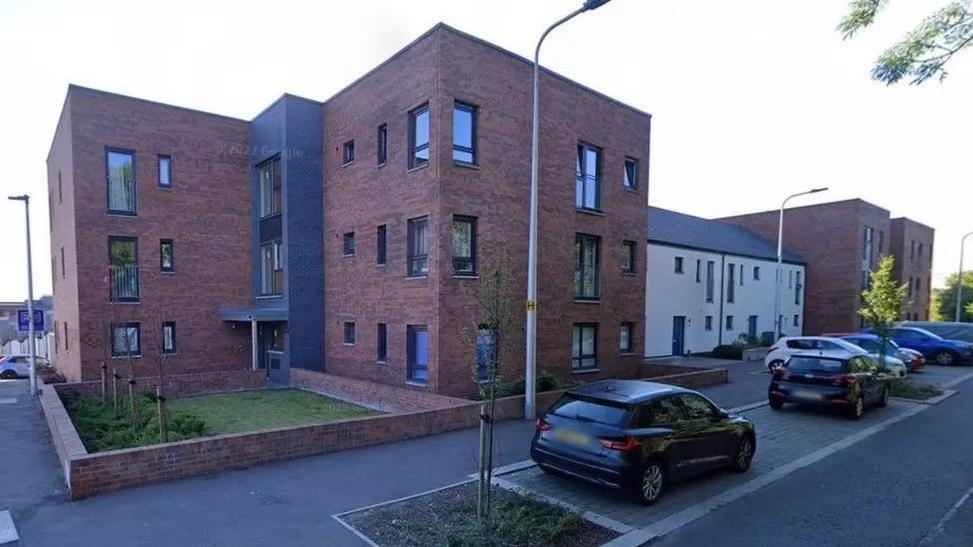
[551,395,631,427]
[787,357,845,373]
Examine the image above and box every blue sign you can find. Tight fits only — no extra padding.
[17,309,44,332]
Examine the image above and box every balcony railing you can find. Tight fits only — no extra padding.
[109,265,140,302]
[108,177,137,215]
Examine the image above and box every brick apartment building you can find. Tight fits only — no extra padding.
[46,24,650,397]
[720,199,934,335]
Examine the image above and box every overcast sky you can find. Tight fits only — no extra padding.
[1,0,971,302]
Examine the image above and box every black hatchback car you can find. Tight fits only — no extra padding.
[768,353,891,419]
[530,380,755,505]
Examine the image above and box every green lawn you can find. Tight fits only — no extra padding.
[168,389,379,435]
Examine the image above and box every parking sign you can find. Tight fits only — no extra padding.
[17,309,44,332]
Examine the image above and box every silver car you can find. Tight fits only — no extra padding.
[0,355,48,379]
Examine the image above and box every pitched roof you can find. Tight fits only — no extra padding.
[648,207,805,264]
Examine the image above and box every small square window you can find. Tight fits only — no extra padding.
[619,322,634,353]
[342,140,355,165]
[623,158,638,189]
[158,155,171,188]
[160,239,174,272]
[111,323,141,357]
[704,316,714,331]
[343,322,356,345]
[343,232,355,256]
[753,266,760,281]
[793,315,800,327]
[674,256,684,274]
[726,316,734,331]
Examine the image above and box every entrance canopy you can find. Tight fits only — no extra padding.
[219,307,287,322]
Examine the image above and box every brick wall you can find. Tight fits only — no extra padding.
[53,369,266,399]
[890,217,935,320]
[291,368,471,412]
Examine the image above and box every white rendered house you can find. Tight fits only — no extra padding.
[645,207,807,358]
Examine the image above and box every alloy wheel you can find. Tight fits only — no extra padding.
[854,396,864,418]
[641,464,663,502]
[736,437,754,471]
[936,352,955,366]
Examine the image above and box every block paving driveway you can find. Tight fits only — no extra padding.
[496,399,922,529]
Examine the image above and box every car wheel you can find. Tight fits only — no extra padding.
[732,435,755,473]
[634,461,666,505]
[767,360,784,372]
[847,395,864,420]
[0,370,17,380]
[934,351,957,366]
[769,395,784,410]
[877,385,890,408]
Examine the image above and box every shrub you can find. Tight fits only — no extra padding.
[711,345,744,359]
[39,370,66,384]
[491,370,581,399]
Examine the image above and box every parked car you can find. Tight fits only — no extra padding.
[0,355,50,379]
[834,334,912,377]
[897,347,926,372]
[531,380,755,505]
[768,352,890,419]
[901,321,973,345]
[765,336,867,371]
[867,326,973,365]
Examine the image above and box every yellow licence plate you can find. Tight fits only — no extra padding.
[552,428,591,446]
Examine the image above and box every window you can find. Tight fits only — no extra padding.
[343,322,356,345]
[111,323,141,357]
[63,322,68,351]
[753,266,760,281]
[376,225,387,265]
[376,124,388,166]
[407,325,429,383]
[452,215,477,275]
[878,230,885,254]
[60,247,65,278]
[342,140,355,165]
[571,324,598,370]
[407,217,429,277]
[343,232,355,256]
[674,256,684,274]
[475,327,497,382]
[160,239,174,272]
[789,271,793,288]
[915,277,921,292]
[106,148,136,215]
[705,260,715,302]
[727,263,736,303]
[623,158,638,189]
[575,144,601,211]
[739,264,744,286]
[619,322,634,354]
[908,277,914,298]
[918,243,924,258]
[726,316,734,331]
[409,104,430,169]
[621,241,637,274]
[642,396,683,426]
[453,102,476,164]
[795,271,802,305]
[704,316,713,331]
[910,240,916,259]
[158,155,171,188]
[377,323,388,363]
[793,314,800,327]
[58,171,62,203]
[695,259,701,283]
[109,236,139,302]
[678,393,718,419]
[162,322,176,354]
[258,157,282,218]
[574,234,600,299]
[260,241,283,296]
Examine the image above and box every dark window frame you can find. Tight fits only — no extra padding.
[407,216,429,277]
[408,104,430,170]
[571,323,599,370]
[106,147,137,216]
[343,232,356,256]
[574,233,601,300]
[259,239,284,296]
[619,322,635,354]
[674,256,684,274]
[726,315,734,331]
[377,323,388,363]
[407,325,429,384]
[110,322,141,357]
[159,239,174,273]
[575,143,602,212]
[376,225,387,265]
[158,154,172,188]
[753,266,760,281]
[162,321,176,354]
[727,263,736,303]
[704,315,714,331]
[108,236,139,303]
[623,157,638,190]
[705,260,715,302]
[343,322,356,345]
[377,124,388,166]
[621,240,637,274]
[452,215,477,276]
[452,101,477,165]
[257,156,283,219]
[342,140,355,165]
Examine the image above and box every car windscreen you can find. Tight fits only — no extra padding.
[550,395,631,427]
[787,357,845,374]
[849,338,881,352]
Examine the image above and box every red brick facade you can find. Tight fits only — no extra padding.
[47,86,253,382]
[720,199,933,334]
[891,217,935,320]
[322,26,650,397]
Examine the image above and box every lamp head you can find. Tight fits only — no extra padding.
[7,195,28,202]
[583,0,613,11]
[809,187,828,194]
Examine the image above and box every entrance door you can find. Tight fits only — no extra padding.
[262,322,287,385]
[747,315,758,340]
[672,316,686,356]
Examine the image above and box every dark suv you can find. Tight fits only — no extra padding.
[530,380,755,505]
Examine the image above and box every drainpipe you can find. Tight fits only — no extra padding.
[250,317,258,372]
[718,255,726,346]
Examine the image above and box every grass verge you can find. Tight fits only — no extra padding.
[889,379,944,401]
[342,482,616,547]
[168,388,379,435]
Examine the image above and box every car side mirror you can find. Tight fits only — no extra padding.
[717,409,730,419]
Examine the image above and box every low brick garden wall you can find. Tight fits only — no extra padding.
[54,368,267,399]
[639,362,729,388]
[40,364,727,499]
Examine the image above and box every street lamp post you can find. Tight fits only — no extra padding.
[774,188,828,340]
[525,0,614,420]
[957,231,973,322]
[9,194,37,396]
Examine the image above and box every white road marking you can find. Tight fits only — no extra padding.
[0,398,16,405]
[941,369,973,388]
[917,482,973,546]
[0,511,19,545]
